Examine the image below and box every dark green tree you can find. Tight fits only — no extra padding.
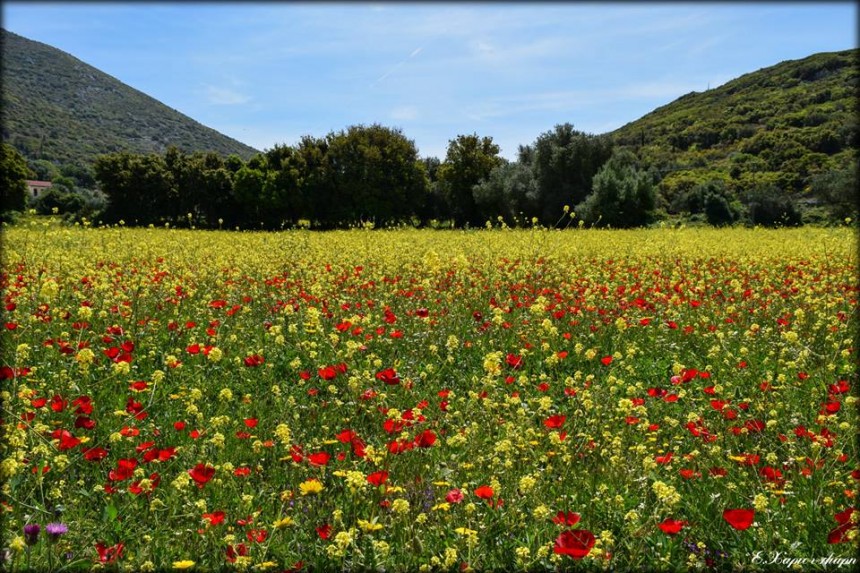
[418,156,446,222]
[233,164,268,227]
[472,161,539,225]
[27,159,60,182]
[531,123,613,224]
[576,148,656,228]
[743,185,802,227]
[324,124,428,227]
[293,135,332,226]
[261,144,305,227]
[703,192,740,227]
[809,165,858,222]
[59,162,96,188]
[1,143,32,216]
[672,179,742,226]
[94,152,174,225]
[437,134,504,227]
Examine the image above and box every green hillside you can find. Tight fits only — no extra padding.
[610,49,857,210]
[1,29,258,166]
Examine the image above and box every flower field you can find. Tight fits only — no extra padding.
[1,222,857,572]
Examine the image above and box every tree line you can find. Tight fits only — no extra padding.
[2,122,855,228]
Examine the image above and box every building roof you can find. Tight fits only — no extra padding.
[25,180,53,187]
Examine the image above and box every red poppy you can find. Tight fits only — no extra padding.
[474,485,495,500]
[157,447,177,461]
[552,511,581,526]
[225,543,248,563]
[316,524,332,540]
[71,395,93,414]
[376,368,400,385]
[74,415,97,430]
[414,429,437,448]
[387,439,414,454]
[506,353,523,369]
[723,508,755,530]
[745,419,766,432]
[658,518,686,535]
[203,511,226,525]
[56,430,81,451]
[83,447,109,462]
[108,458,137,481]
[828,523,855,544]
[244,418,258,428]
[129,380,148,392]
[351,438,366,458]
[367,471,389,487]
[834,507,855,525]
[318,366,337,380]
[600,355,613,366]
[553,529,595,559]
[188,463,216,487]
[336,429,357,443]
[655,452,674,464]
[446,489,464,504]
[289,445,304,463]
[247,529,268,543]
[50,395,67,412]
[544,414,566,429]
[133,441,154,454]
[822,401,841,415]
[829,380,850,394]
[307,452,330,467]
[244,354,265,367]
[95,542,124,564]
[760,466,783,483]
[129,472,161,496]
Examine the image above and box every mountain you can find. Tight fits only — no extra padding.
[609,49,857,203]
[1,29,259,166]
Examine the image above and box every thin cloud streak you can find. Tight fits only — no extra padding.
[371,44,426,88]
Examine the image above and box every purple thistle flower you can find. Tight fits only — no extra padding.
[23,523,41,546]
[44,522,68,543]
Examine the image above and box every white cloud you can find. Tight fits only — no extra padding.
[390,106,419,121]
[204,85,251,105]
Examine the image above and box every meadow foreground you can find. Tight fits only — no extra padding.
[1,223,857,572]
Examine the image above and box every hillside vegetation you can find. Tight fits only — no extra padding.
[610,49,857,208]
[0,29,258,165]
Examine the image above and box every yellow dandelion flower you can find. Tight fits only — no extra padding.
[273,516,294,529]
[299,478,324,496]
[358,519,384,532]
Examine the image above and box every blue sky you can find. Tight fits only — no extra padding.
[3,2,856,160]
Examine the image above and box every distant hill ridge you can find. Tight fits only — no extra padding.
[609,48,857,197]
[1,29,259,165]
